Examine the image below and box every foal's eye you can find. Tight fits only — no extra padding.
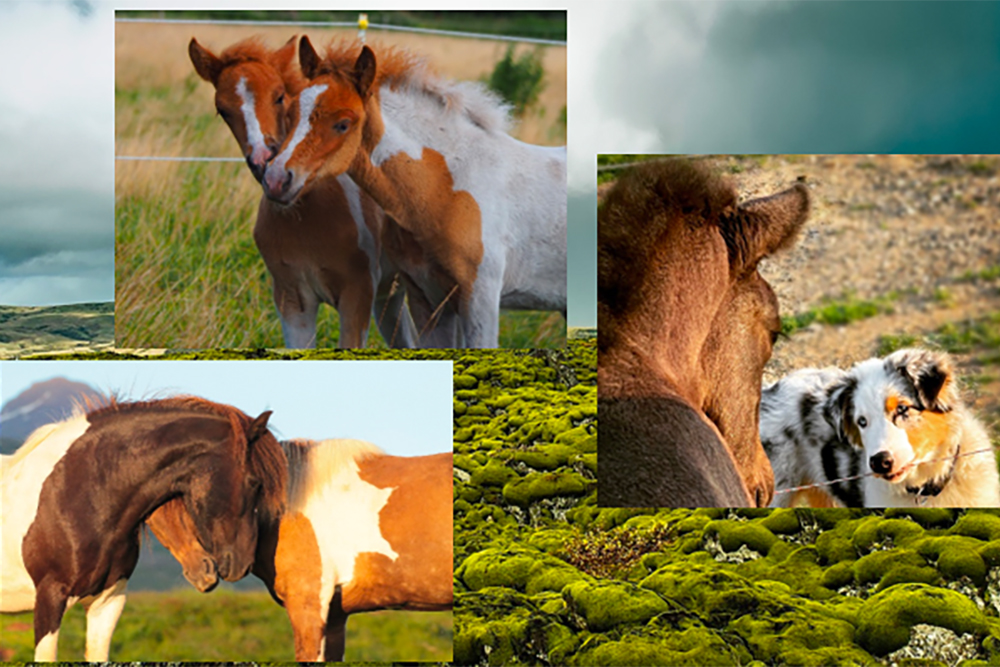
[274,93,285,106]
[333,119,351,134]
[857,416,868,428]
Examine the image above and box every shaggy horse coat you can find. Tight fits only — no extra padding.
[598,159,809,507]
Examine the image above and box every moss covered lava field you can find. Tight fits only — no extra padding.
[453,341,1000,666]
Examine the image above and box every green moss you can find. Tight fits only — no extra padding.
[937,545,987,586]
[854,549,926,585]
[953,512,1000,542]
[562,580,670,632]
[730,609,860,666]
[502,469,592,507]
[852,517,926,551]
[705,520,779,555]
[470,460,517,487]
[876,564,941,591]
[761,509,801,535]
[510,444,577,470]
[822,562,855,590]
[978,540,1000,567]
[571,624,743,666]
[856,583,987,656]
[454,374,480,389]
[815,532,858,564]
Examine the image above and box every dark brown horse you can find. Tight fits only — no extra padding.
[598,159,809,507]
[1,395,287,661]
[147,438,452,662]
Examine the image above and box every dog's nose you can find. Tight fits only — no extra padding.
[870,451,894,475]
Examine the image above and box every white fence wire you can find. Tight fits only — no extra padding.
[115,14,564,163]
[115,16,567,46]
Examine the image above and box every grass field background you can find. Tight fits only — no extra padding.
[115,17,567,349]
[0,589,452,662]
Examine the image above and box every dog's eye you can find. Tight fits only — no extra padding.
[895,404,910,418]
[858,416,868,428]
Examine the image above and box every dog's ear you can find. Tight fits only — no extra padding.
[824,376,858,446]
[889,348,956,413]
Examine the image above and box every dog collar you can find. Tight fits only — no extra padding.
[906,446,960,498]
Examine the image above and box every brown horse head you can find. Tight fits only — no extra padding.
[189,36,301,181]
[147,498,218,592]
[599,159,809,506]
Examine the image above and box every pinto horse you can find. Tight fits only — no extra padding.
[261,37,567,348]
[147,438,452,661]
[188,36,417,348]
[598,159,810,507]
[0,396,286,661]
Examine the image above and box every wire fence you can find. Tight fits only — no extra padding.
[115,16,566,46]
[115,14,565,163]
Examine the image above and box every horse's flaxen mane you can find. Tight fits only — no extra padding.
[281,437,384,510]
[598,159,738,327]
[5,419,81,466]
[318,40,511,134]
[85,395,287,518]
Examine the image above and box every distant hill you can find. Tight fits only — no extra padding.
[0,377,106,451]
[0,302,114,359]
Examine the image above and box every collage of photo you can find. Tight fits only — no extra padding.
[2,2,1000,666]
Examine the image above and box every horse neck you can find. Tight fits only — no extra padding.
[73,413,239,533]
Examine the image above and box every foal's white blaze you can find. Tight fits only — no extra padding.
[338,173,379,290]
[1,415,91,613]
[270,84,328,178]
[236,76,268,165]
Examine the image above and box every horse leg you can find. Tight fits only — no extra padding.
[83,579,128,661]
[336,276,374,349]
[373,271,416,348]
[276,287,320,349]
[323,589,348,662]
[283,596,326,661]
[33,580,68,661]
[461,277,501,348]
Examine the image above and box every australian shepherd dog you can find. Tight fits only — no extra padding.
[762,348,999,507]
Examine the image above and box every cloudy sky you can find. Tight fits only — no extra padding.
[1,360,452,455]
[2,1,999,325]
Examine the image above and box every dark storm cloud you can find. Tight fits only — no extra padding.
[0,190,112,267]
[598,1,1000,153]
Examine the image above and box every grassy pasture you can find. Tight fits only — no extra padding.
[0,589,452,662]
[115,19,567,349]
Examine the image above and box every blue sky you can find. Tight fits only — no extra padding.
[2,1,1000,325]
[0,360,452,456]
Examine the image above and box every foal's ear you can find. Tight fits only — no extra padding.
[189,38,223,85]
[273,35,298,73]
[353,46,377,99]
[299,35,322,80]
[723,181,810,274]
[248,410,273,444]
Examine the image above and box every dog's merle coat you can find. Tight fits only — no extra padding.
[762,348,1000,508]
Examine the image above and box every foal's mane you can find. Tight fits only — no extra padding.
[281,438,384,510]
[598,159,738,334]
[86,395,287,519]
[317,40,512,134]
[218,36,307,95]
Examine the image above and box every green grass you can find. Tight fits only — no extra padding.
[959,264,1000,283]
[876,312,1000,359]
[0,590,451,662]
[116,72,565,349]
[781,292,897,336]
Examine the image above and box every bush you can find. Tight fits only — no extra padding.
[488,45,545,116]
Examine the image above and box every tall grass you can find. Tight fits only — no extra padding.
[0,590,452,662]
[116,28,565,349]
